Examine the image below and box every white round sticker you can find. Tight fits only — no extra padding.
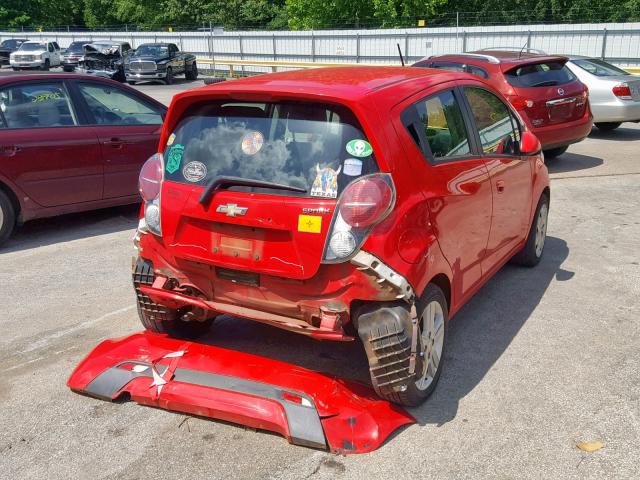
[182,161,207,182]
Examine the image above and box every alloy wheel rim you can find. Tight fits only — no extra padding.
[535,203,549,258]
[415,300,445,391]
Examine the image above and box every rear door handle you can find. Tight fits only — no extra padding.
[104,137,124,149]
[0,145,20,156]
[496,180,506,193]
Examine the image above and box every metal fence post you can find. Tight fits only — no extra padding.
[272,33,277,62]
[311,31,315,62]
[601,28,608,60]
[238,35,245,76]
[356,33,360,63]
[404,32,409,62]
[527,30,531,49]
[209,22,215,75]
[462,31,467,52]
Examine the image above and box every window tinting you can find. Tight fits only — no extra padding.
[413,90,470,158]
[468,66,489,79]
[505,61,576,88]
[431,61,466,72]
[465,87,521,155]
[78,83,163,125]
[164,101,378,196]
[0,82,77,129]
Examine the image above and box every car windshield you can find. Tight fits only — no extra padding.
[505,61,576,87]
[19,43,45,52]
[67,42,87,53]
[1,39,24,49]
[164,101,379,197]
[136,45,169,56]
[89,43,120,54]
[572,58,630,77]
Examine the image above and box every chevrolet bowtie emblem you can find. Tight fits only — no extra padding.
[216,203,248,217]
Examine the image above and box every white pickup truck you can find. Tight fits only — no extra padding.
[10,41,62,70]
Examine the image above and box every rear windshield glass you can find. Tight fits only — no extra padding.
[163,101,378,198]
[67,42,87,52]
[505,61,576,88]
[572,58,630,77]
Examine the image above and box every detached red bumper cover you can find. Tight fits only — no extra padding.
[67,332,414,454]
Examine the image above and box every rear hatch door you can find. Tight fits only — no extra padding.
[159,100,380,280]
[504,58,587,126]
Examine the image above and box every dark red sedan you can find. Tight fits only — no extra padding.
[0,74,166,246]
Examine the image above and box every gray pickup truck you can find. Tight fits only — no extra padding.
[124,43,198,85]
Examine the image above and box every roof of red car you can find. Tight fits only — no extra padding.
[0,73,114,85]
[193,66,469,101]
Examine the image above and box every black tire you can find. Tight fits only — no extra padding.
[511,193,550,267]
[185,61,198,80]
[595,122,622,131]
[12,67,19,71]
[165,67,173,85]
[543,146,568,159]
[133,259,213,337]
[41,59,50,71]
[127,80,136,85]
[62,66,74,72]
[114,68,126,83]
[0,188,17,247]
[393,284,449,407]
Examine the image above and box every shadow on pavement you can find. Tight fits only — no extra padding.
[196,236,571,426]
[588,124,640,141]
[0,204,139,254]
[545,153,603,174]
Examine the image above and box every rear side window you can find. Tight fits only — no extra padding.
[468,66,488,79]
[465,87,521,155]
[572,58,630,77]
[412,90,471,159]
[0,82,77,129]
[163,101,378,198]
[431,61,465,72]
[505,61,576,88]
[78,82,163,125]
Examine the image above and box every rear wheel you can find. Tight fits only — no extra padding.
[595,122,622,131]
[394,285,448,406]
[62,66,74,72]
[543,146,568,158]
[12,67,19,71]
[0,189,17,247]
[41,59,50,71]
[185,61,198,80]
[133,259,214,337]
[511,193,549,267]
[165,67,173,85]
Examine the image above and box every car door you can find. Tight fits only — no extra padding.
[393,84,493,301]
[0,80,103,207]
[168,44,182,73]
[461,85,533,272]
[71,80,165,199]
[52,42,61,65]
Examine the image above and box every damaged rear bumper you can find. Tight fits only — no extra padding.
[67,332,415,453]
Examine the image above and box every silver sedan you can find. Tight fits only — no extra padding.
[565,56,640,131]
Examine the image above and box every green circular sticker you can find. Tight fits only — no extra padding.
[345,139,373,158]
[165,144,184,174]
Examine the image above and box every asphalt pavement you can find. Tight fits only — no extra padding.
[0,72,639,479]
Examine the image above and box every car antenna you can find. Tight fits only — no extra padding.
[397,43,405,66]
[518,41,528,59]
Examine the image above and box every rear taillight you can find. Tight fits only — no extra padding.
[510,96,535,111]
[323,174,395,262]
[138,153,163,236]
[613,83,632,100]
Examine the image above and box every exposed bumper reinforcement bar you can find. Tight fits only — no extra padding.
[68,332,414,453]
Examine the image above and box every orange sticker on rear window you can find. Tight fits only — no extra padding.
[298,215,322,233]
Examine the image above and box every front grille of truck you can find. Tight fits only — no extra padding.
[130,61,156,72]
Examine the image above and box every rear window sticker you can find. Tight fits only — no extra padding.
[343,158,363,176]
[298,214,322,233]
[241,131,264,155]
[166,144,184,174]
[310,164,341,198]
[182,161,207,182]
[166,133,176,146]
[346,139,373,158]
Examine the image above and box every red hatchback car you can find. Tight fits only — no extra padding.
[133,67,550,406]
[0,74,166,246]
[414,50,593,158]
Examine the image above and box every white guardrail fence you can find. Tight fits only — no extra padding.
[3,22,640,74]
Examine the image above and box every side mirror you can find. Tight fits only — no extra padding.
[520,130,542,156]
